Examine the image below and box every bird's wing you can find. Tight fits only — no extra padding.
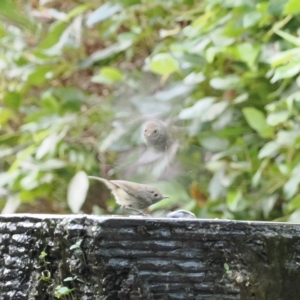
[110,180,147,199]
[88,176,134,206]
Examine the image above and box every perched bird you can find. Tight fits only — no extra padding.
[88,176,168,215]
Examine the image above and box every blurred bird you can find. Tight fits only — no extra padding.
[88,176,169,215]
[130,119,180,177]
[142,119,174,152]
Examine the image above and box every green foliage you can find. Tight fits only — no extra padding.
[54,285,73,298]
[1,0,300,221]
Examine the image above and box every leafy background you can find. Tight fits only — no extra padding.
[1,0,300,221]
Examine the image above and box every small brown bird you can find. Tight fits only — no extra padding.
[88,176,168,215]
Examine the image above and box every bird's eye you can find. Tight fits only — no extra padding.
[154,193,158,197]
[144,129,147,132]
[153,130,157,133]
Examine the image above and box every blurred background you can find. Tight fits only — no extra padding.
[1,0,300,221]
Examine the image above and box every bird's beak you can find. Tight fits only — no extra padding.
[163,196,169,199]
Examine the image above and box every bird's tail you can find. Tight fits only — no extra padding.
[88,176,106,182]
[88,176,112,189]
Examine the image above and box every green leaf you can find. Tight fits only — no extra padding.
[0,0,36,32]
[202,101,228,121]
[20,170,39,190]
[183,72,206,85]
[271,62,300,83]
[284,0,300,14]
[150,53,179,75]
[179,97,216,120]
[237,43,260,69]
[287,195,300,213]
[288,208,300,222]
[70,239,82,250]
[155,83,193,101]
[0,108,14,126]
[35,159,66,171]
[201,136,229,152]
[208,168,226,200]
[86,3,122,27]
[229,43,261,69]
[232,93,248,104]
[210,29,234,47]
[1,196,20,214]
[284,163,300,199]
[266,111,290,126]
[224,263,230,271]
[8,145,36,173]
[55,286,73,298]
[275,30,300,47]
[206,46,223,63]
[64,276,77,282]
[276,130,299,146]
[92,67,123,84]
[41,270,51,281]
[27,66,52,86]
[0,22,6,38]
[65,4,91,21]
[258,142,281,159]
[242,108,274,138]
[38,22,68,50]
[210,75,240,90]
[229,161,251,171]
[268,0,286,16]
[19,185,50,201]
[243,11,262,28]
[39,251,47,259]
[36,133,59,160]
[67,171,89,213]
[262,195,278,219]
[270,48,300,67]
[284,176,300,200]
[252,159,268,187]
[226,190,245,212]
[79,41,132,68]
[101,67,123,81]
[3,92,21,110]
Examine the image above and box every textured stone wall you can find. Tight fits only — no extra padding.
[0,215,300,300]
